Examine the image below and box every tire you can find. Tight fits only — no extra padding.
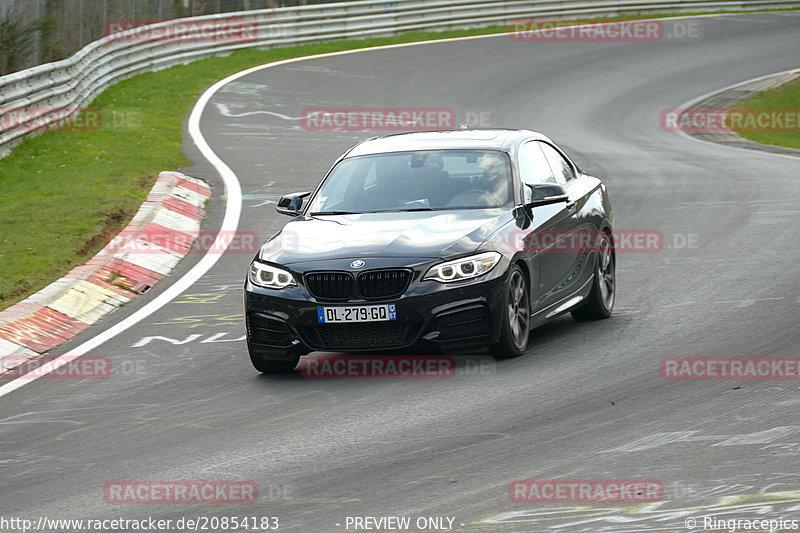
[248,347,300,373]
[491,264,531,359]
[571,230,615,321]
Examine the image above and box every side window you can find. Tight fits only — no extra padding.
[518,142,557,203]
[539,142,575,184]
[519,142,556,184]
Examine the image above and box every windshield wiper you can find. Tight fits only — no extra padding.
[380,207,437,212]
[308,210,363,215]
[310,207,438,215]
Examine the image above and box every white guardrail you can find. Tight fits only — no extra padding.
[1,0,798,156]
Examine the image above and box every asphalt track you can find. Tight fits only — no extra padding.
[2,12,800,533]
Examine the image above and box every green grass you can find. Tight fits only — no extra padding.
[1,8,798,311]
[730,76,800,149]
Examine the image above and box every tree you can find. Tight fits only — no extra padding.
[0,10,39,75]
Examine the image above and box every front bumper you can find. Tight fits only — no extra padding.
[244,264,507,358]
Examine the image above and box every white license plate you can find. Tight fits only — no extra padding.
[317,304,397,323]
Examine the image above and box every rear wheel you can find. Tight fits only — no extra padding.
[492,265,530,359]
[572,230,615,321]
[248,346,300,373]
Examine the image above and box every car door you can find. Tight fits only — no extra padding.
[517,141,581,312]
[537,141,597,307]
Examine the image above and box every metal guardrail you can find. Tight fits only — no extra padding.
[1,0,798,156]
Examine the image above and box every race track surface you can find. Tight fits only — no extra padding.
[2,12,800,532]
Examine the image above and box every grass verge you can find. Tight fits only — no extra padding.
[730,76,800,149]
[1,8,798,311]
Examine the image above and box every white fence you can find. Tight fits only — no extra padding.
[1,0,798,156]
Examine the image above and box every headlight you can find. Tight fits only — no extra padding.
[423,251,502,283]
[249,261,296,289]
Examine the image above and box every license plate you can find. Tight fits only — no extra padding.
[317,304,397,323]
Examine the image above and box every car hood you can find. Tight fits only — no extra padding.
[259,210,512,265]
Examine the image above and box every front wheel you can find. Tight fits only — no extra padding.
[572,230,615,321]
[492,265,531,359]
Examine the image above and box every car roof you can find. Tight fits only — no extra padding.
[344,129,551,158]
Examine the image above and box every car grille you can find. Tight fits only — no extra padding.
[357,269,412,299]
[305,269,411,300]
[305,272,355,300]
[299,322,420,350]
[247,313,293,347]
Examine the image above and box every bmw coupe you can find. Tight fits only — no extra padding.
[244,129,614,373]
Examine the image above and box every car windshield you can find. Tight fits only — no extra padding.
[306,149,514,214]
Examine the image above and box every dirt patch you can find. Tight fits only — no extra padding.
[77,209,130,257]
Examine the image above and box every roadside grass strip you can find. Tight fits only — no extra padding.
[0,171,209,375]
[731,76,800,149]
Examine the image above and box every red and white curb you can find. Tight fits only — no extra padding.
[0,171,210,375]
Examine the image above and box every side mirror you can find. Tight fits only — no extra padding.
[524,183,569,207]
[276,191,311,216]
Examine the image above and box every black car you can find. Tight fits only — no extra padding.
[244,129,614,373]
